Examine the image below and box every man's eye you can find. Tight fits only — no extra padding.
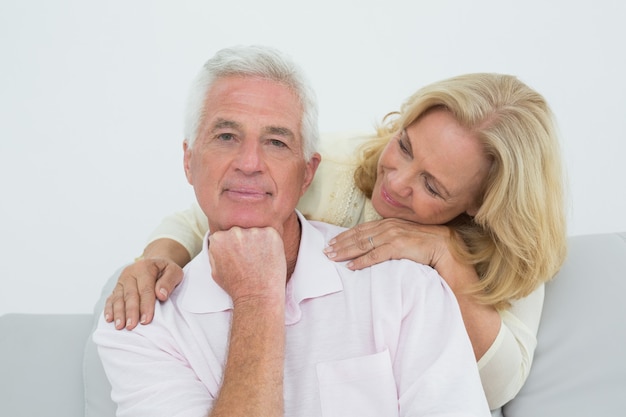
[217,133,234,141]
[269,139,287,148]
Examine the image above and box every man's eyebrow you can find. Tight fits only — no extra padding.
[211,118,242,131]
[263,125,296,140]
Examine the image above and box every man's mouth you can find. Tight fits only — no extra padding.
[223,188,271,201]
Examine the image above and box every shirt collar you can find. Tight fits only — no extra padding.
[180,210,344,314]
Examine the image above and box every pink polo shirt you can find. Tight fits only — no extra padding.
[95,212,490,417]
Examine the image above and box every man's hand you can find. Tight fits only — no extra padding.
[208,227,287,306]
[207,226,287,417]
[104,258,183,330]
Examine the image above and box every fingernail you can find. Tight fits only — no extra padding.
[105,313,111,322]
[115,318,121,328]
[126,318,132,327]
[328,238,336,245]
[346,261,354,270]
[325,251,336,259]
[140,314,147,324]
[159,288,168,298]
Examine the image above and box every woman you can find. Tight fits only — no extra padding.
[105,73,567,409]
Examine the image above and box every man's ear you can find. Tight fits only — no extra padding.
[183,140,193,185]
[301,152,321,196]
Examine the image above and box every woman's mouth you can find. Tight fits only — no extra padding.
[380,185,404,208]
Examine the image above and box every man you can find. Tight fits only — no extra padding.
[94,45,490,417]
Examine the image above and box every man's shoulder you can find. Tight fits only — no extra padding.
[370,258,442,286]
[305,217,445,289]
[308,219,348,237]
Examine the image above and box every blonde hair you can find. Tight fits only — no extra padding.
[355,73,567,308]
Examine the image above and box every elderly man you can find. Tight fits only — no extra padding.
[94,45,490,417]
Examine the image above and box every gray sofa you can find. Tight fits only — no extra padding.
[2,232,625,416]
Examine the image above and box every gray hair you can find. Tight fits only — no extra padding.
[184,45,319,159]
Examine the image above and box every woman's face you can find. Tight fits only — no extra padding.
[371,109,492,225]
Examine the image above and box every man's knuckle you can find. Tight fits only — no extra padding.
[139,287,154,297]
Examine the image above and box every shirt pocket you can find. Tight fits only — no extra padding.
[316,349,398,417]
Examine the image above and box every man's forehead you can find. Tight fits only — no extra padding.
[204,76,301,122]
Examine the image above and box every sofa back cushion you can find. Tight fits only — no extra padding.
[83,267,122,417]
[0,313,93,417]
[503,233,626,416]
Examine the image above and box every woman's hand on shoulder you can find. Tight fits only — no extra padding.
[325,218,500,360]
[104,257,183,330]
[324,218,451,271]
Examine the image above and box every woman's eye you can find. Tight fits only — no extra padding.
[397,132,410,155]
[398,138,409,155]
[425,181,440,197]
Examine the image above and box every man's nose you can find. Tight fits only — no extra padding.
[234,140,264,173]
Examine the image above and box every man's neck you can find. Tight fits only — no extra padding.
[282,213,302,282]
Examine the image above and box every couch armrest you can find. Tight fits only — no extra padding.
[0,313,92,417]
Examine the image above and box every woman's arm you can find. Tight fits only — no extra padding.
[104,203,208,330]
[144,201,209,259]
[104,239,189,330]
[477,285,544,409]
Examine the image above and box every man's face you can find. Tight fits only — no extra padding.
[184,75,320,234]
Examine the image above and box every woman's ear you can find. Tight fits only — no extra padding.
[466,200,482,217]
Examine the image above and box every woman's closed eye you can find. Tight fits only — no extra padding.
[423,175,441,198]
[397,131,412,156]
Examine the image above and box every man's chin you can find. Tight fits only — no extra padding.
[213,214,275,231]
[208,210,298,235]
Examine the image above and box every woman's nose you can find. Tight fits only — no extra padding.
[386,169,414,198]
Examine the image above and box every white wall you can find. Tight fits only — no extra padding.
[1,0,625,316]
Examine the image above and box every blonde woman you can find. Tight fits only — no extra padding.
[105,73,567,409]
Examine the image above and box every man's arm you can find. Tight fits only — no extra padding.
[95,226,288,417]
[394,265,491,416]
[210,299,285,417]
[207,227,287,417]
[93,312,215,417]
